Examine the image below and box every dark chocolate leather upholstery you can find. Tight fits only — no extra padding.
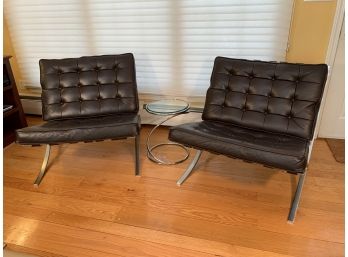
[203,57,327,139]
[16,114,140,145]
[16,53,140,146]
[169,121,308,173]
[169,57,328,173]
[40,53,139,121]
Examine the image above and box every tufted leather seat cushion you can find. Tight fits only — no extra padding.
[16,114,140,145]
[169,121,308,173]
[203,57,328,140]
[40,53,138,121]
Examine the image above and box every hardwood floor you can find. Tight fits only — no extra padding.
[4,116,344,257]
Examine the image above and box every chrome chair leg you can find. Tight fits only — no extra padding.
[177,150,202,186]
[34,144,51,187]
[288,171,306,223]
[135,135,140,176]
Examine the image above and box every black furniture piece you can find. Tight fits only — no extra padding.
[169,57,328,222]
[3,56,28,147]
[16,53,141,186]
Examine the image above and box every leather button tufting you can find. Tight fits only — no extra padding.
[39,53,138,121]
[197,56,328,145]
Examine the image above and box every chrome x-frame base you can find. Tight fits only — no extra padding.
[287,171,306,223]
[33,135,141,187]
[34,144,51,187]
[176,150,202,185]
[135,134,140,176]
[176,150,307,223]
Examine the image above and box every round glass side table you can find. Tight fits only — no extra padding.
[145,99,190,165]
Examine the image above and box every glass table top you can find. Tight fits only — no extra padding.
[145,99,190,115]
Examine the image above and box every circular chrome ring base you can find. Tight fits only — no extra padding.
[147,142,189,165]
[145,111,190,165]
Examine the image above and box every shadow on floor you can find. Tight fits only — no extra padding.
[325,138,345,163]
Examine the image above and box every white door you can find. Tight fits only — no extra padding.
[318,19,345,139]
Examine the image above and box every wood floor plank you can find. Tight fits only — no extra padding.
[4,187,122,222]
[113,186,343,242]
[3,117,344,257]
[6,244,68,257]
[44,212,294,257]
[5,173,343,243]
[4,204,295,257]
[4,214,226,257]
[115,205,343,257]
[56,155,343,211]
[136,176,344,213]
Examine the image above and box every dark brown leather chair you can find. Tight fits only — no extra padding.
[169,57,328,222]
[16,53,141,186]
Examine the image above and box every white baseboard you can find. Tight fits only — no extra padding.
[19,97,202,126]
[20,97,42,115]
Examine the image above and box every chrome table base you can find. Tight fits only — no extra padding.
[146,114,189,165]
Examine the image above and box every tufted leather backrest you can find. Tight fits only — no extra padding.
[40,53,139,121]
[202,57,328,140]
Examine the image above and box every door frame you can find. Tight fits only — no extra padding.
[314,0,345,138]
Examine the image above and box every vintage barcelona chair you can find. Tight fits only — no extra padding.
[16,53,141,186]
[169,57,328,222]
